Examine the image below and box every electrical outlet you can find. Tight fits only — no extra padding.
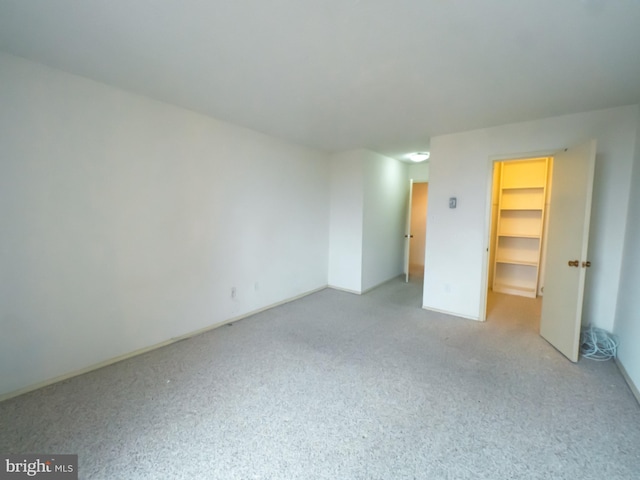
[231,287,236,299]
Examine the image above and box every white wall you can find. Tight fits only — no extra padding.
[613,107,640,397]
[424,105,638,325]
[408,162,429,182]
[0,53,330,397]
[328,151,363,292]
[328,149,408,293]
[362,151,408,291]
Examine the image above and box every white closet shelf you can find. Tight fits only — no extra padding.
[499,207,543,211]
[497,233,541,239]
[501,185,545,190]
[495,258,538,266]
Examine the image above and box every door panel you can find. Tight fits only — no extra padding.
[540,140,596,362]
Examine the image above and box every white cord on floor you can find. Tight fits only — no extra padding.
[580,326,618,361]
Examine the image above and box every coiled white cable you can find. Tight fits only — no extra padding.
[580,326,618,361]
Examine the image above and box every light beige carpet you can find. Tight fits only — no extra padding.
[1,277,638,479]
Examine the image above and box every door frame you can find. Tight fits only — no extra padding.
[479,149,558,322]
[404,179,414,282]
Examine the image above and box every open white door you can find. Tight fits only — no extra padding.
[404,179,414,282]
[540,140,596,362]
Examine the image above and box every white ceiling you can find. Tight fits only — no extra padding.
[1,0,639,161]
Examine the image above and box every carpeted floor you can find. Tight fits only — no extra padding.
[486,289,542,331]
[1,277,639,479]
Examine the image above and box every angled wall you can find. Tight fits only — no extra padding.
[328,149,408,293]
[362,151,408,291]
[0,53,330,398]
[613,107,640,399]
[328,151,364,292]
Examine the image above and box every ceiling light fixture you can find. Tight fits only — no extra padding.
[409,152,430,162]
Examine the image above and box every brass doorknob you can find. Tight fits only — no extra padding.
[568,260,579,267]
[582,261,591,268]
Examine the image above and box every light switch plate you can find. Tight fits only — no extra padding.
[449,197,457,209]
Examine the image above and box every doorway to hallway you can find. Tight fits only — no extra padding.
[405,181,428,282]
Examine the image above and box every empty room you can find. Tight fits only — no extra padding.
[1,1,639,479]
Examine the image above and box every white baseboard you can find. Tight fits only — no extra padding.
[615,358,640,405]
[0,285,327,403]
[329,274,406,296]
[422,305,481,321]
[327,285,362,295]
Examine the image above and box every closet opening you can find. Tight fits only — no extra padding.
[485,156,553,330]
